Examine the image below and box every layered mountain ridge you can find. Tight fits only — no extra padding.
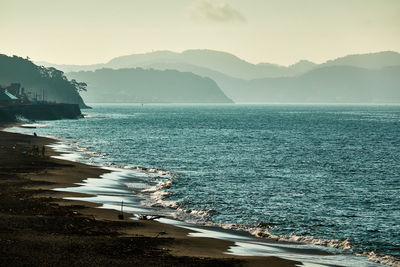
[38,50,400,104]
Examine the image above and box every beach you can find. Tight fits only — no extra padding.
[0,126,299,266]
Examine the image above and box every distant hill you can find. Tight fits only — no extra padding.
[130,57,400,104]
[39,49,316,79]
[107,50,282,80]
[0,54,88,108]
[223,66,400,103]
[67,68,233,103]
[322,51,400,69]
[39,49,400,80]
[40,49,400,104]
[288,60,318,73]
[34,62,105,73]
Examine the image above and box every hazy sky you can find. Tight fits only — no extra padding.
[1,0,399,65]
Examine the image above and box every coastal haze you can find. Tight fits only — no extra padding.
[1,1,400,267]
[46,50,400,104]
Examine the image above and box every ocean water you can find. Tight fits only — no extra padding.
[12,104,400,263]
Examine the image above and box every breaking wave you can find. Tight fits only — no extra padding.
[136,172,399,266]
[7,116,400,267]
[357,251,400,267]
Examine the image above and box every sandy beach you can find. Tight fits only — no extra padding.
[0,126,299,266]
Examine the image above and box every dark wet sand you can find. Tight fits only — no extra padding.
[0,127,300,266]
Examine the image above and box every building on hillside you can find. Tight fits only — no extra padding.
[0,89,19,105]
[0,83,30,104]
[6,83,22,97]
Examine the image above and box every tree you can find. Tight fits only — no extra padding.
[46,67,66,80]
[70,79,87,92]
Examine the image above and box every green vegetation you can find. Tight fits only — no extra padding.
[0,54,88,108]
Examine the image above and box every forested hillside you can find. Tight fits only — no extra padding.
[0,54,88,108]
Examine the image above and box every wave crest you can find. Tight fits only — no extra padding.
[356,251,400,267]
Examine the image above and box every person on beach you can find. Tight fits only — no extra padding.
[41,145,45,157]
[31,145,39,156]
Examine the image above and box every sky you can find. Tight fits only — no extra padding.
[1,0,399,66]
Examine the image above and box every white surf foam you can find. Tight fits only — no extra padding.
[357,251,400,267]
[4,124,395,266]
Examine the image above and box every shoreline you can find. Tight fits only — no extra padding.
[0,126,299,266]
[2,123,397,267]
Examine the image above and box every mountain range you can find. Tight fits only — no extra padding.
[38,49,320,79]
[38,50,400,104]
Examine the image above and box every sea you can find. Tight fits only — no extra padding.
[9,104,400,266]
